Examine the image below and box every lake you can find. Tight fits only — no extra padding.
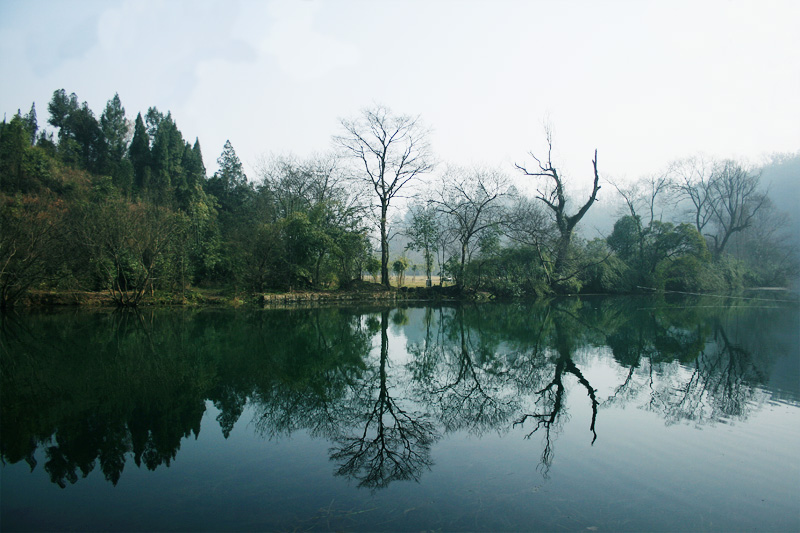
[1,295,798,531]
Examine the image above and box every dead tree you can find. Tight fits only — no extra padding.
[515,133,601,290]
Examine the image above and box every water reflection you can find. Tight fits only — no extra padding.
[602,299,787,424]
[329,309,438,489]
[1,295,797,489]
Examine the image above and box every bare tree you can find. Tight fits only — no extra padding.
[335,105,434,287]
[0,195,64,308]
[502,195,552,279]
[515,131,601,290]
[330,310,437,488]
[429,166,512,289]
[610,173,671,226]
[256,153,362,221]
[74,200,180,307]
[706,160,767,257]
[514,312,598,477]
[670,156,767,258]
[669,155,717,236]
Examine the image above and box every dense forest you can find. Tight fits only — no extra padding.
[1,90,798,307]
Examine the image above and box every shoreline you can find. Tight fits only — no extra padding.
[9,284,468,309]
[6,285,797,310]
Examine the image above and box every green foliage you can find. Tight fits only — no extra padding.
[100,93,129,162]
[392,256,410,286]
[70,198,183,306]
[606,215,641,263]
[129,113,150,191]
[1,116,36,192]
[184,190,222,285]
[579,239,629,293]
[695,255,746,292]
[442,256,459,283]
[47,89,79,130]
[365,255,381,282]
[405,203,439,281]
[607,216,711,292]
[206,140,250,214]
[333,230,371,288]
[468,246,551,298]
[47,90,106,173]
[3,88,795,302]
[1,90,372,301]
[23,103,38,145]
[149,113,184,203]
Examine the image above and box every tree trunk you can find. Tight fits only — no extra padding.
[380,203,390,288]
[553,233,572,282]
[458,241,467,290]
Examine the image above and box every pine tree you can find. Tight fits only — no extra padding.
[150,113,185,204]
[46,90,105,172]
[100,93,129,162]
[47,89,78,130]
[0,116,29,191]
[129,113,150,191]
[183,138,206,189]
[192,139,206,177]
[145,107,164,139]
[23,103,37,146]
[216,139,246,190]
[206,140,248,214]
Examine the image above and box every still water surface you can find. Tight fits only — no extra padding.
[1,295,798,531]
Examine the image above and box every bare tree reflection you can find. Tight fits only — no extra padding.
[409,306,520,434]
[514,310,598,477]
[603,299,790,426]
[330,310,438,489]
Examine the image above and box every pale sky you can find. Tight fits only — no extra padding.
[2,0,798,190]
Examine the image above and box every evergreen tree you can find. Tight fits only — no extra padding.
[100,93,129,162]
[23,103,38,146]
[128,113,151,192]
[182,139,206,188]
[191,139,206,181]
[145,107,164,139]
[0,117,28,191]
[216,140,246,189]
[36,130,57,155]
[149,113,184,203]
[46,90,105,172]
[47,89,78,130]
[176,141,201,210]
[206,140,248,213]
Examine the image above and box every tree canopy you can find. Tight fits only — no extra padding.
[0,88,797,307]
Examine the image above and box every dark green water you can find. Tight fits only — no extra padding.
[1,295,798,531]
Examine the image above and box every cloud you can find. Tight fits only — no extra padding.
[17,4,101,77]
[260,1,360,81]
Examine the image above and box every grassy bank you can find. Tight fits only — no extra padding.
[12,281,465,309]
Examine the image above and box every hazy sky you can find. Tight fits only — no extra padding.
[1,0,798,189]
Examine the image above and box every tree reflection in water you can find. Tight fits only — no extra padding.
[329,310,438,489]
[602,298,787,425]
[408,306,521,435]
[1,296,796,489]
[408,302,600,477]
